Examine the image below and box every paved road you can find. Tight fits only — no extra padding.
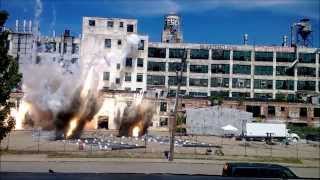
[1,161,319,178]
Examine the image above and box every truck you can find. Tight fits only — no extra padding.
[244,123,299,142]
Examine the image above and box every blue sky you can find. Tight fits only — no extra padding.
[1,0,319,47]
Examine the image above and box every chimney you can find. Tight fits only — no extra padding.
[15,20,19,32]
[282,35,288,47]
[243,33,248,45]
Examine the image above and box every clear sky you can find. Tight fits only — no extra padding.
[1,0,319,47]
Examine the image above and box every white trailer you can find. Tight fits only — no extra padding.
[246,123,287,138]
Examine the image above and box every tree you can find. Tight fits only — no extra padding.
[0,10,22,141]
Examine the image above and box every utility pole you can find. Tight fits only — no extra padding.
[169,49,187,161]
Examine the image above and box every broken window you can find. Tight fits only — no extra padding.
[246,105,261,117]
[104,39,111,48]
[233,50,251,61]
[88,20,95,26]
[233,65,251,74]
[211,49,230,60]
[127,24,134,32]
[168,76,187,86]
[189,92,208,97]
[211,64,229,74]
[276,52,295,62]
[138,40,144,50]
[189,78,208,87]
[119,22,124,28]
[297,67,316,77]
[211,78,229,88]
[254,66,273,75]
[115,78,120,84]
[232,78,251,88]
[148,47,166,58]
[169,48,185,59]
[190,65,208,73]
[190,49,209,59]
[299,53,315,63]
[254,79,273,89]
[107,21,114,28]
[147,61,166,71]
[160,117,168,127]
[255,51,273,61]
[168,62,187,72]
[268,106,275,116]
[136,74,143,82]
[276,80,294,90]
[137,58,144,67]
[160,102,167,112]
[147,75,165,85]
[297,81,315,91]
[300,108,307,117]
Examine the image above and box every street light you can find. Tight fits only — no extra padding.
[169,49,187,161]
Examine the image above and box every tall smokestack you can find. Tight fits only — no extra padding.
[23,20,26,32]
[28,20,32,32]
[15,20,19,32]
[243,33,248,45]
[282,35,288,47]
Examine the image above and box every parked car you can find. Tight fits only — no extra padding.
[222,162,298,179]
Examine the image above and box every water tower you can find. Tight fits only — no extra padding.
[291,18,312,47]
[161,13,183,43]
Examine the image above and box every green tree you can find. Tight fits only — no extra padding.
[0,10,22,141]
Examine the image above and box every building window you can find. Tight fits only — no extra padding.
[189,65,208,73]
[254,66,273,75]
[125,57,132,67]
[297,81,316,91]
[168,62,187,72]
[255,51,273,61]
[105,39,111,48]
[276,80,294,90]
[147,75,165,85]
[137,58,144,67]
[233,65,251,74]
[276,52,295,62]
[103,72,110,81]
[71,58,78,64]
[232,78,250,88]
[125,73,131,82]
[268,106,275,116]
[300,108,307,117]
[281,107,285,111]
[297,67,316,77]
[211,49,230,60]
[58,43,61,53]
[136,74,143,82]
[189,92,208,97]
[160,117,168,127]
[148,47,166,58]
[314,108,320,117]
[72,43,79,54]
[127,24,134,32]
[254,93,272,100]
[119,22,124,28]
[168,76,187,86]
[147,61,166,71]
[190,49,209,59]
[246,105,261,117]
[63,43,67,53]
[160,102,167,112]
[138,40,144,50]
[189,78,208,87]
[117,39,122,46]
[210,91,229,98]
[116,78,120,84]
[232,92,250,98]
[211,78,229,88]
[211,64,229,74]
[107,21,114,28]
[116,63,120,69]
[233,50,251,61]
[254,79,273,89]
[88,20,95,26]
[299,53,316,63]
[276,66,294,76]
[169,48,186,59]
